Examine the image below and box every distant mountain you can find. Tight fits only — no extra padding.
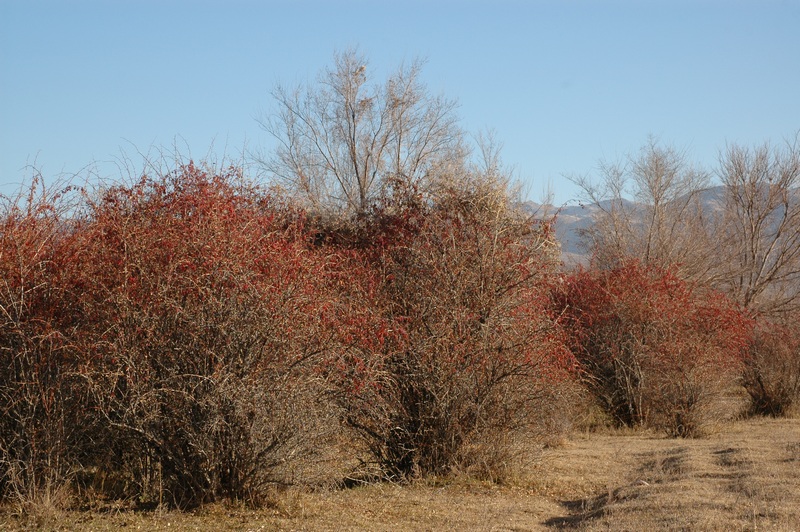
[520,200,596,267]
[523,197,647,267]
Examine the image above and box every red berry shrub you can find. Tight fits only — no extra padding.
[0,178,91,505]
[0,164,577,504]
[71,164,340,507]
[326,176,571,479]
[554,261,751,436]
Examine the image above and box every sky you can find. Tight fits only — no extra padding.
[2,0,799,206]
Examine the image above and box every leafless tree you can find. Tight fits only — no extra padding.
[258,49,466,218]
[572,135,800,317]
[571,137,716,282]
[715,138,800,317]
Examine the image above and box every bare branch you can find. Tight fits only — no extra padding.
[257,49,465,219]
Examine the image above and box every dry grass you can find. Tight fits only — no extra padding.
[542,416,800,530]
[3,416,799,531]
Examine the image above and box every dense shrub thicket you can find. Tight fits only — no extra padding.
[1,166,346,508]
[553,262,753,436]
[0,177,90,508]
[325,175,570,480]
[73,166,346,507]
[0,164,573,508]
[0,161,783,511]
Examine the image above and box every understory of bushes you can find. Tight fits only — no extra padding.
[1,163,797,511]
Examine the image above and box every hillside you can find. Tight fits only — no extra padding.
[522,198,641,267]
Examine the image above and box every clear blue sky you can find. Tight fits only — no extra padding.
[2,0,798,206]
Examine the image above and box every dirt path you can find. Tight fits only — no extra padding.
[541,417,800,530]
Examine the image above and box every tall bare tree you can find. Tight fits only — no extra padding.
[258,49,466,218]
[572,138,715,282]
[716,139,800,317]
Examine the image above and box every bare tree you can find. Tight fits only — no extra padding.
[572,135,800,317]
[258,49,466,218]
[572,138,715,282]
[715,138,800,317]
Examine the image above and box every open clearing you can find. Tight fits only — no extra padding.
[4,416,799,531]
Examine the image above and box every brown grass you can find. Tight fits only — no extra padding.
[3,416,799,531]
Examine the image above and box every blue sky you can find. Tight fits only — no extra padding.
[2,0,798,206]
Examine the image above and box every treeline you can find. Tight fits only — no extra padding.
[1,50,798,511]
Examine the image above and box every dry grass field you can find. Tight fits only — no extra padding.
[3,416,799,531]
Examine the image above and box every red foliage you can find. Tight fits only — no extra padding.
[59,163,343,506]
[0,177,91,500]
[324,181,572,478]
[554,261,752,435]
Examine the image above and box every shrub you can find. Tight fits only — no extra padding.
[71,164,340,507]
[0,177,92,508]
[327,174,571,479]
[554,261,751,437]
[742,319,800,417]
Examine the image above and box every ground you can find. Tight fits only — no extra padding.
[3,416,799,531]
